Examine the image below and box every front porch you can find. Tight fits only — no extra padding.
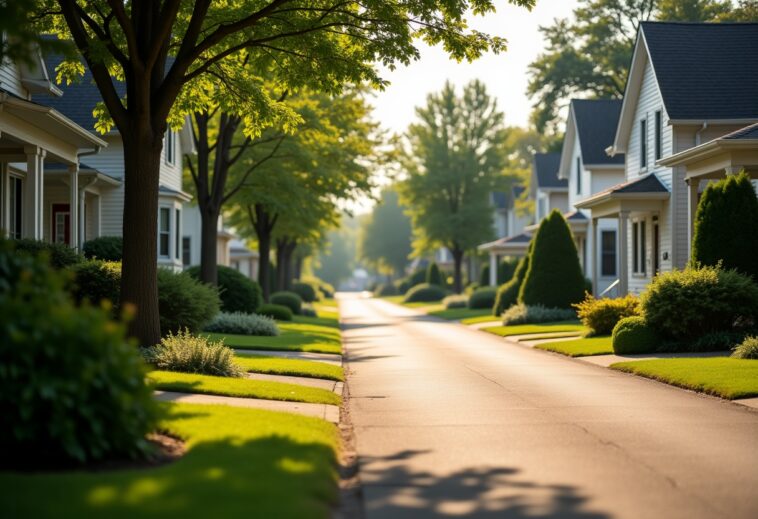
[477,232,531,286]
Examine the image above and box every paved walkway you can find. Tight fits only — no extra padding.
[233,348,342,365]
[340,294,758,519]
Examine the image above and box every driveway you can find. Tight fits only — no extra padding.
[340,294,758,519]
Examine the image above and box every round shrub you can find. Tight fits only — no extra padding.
[443,294,468,309]
[291,280,318,302]
[157,268,220,335]
[426,262,443,286]
[204,311,279,336]
[732,336,758,359]
[641,265,758,341]
[82,236,122,261]
[300,305,318,317]
[270,291,303,315]
[374,282,399,297]
[145,330,243,377]
[258,303,293,321]
[409,268,427,287]
[71,260,122,307]
[395,278,411,294]
[186,265,263,314]
[493,254,530,316]
[469,286,497,309]
[13,238,81,269]
[574,294,640,337]
[403,283,446,303]
[612,316,658,354]
[0,240,159,464]
[502,303,576,326]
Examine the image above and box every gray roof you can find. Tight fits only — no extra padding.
[533,153,566,189]
[641,22,758,121]
[722,123,758,140]
[571,99,624,165]
[564,210,587,221]
[503,232,532,244]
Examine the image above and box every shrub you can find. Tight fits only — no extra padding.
[479,264,492,287]
[0,240,159,464]
[71,260,122,307]
[394,278,411,295]
[641,265,758,341]
[732,336,758,359]
[519,210,585,309]
[612,316,658,354]
[426,262,443,286]
[409,268,427,287]
[443,294,468,309]
[499,258,519,285]
[469,286,497,309]
[404,283,446,303]
[204,311,279,336]
[493,254,530,316]
[257,303,293,321]
[692,172,758,279]
[82,236,122,261]
[465,282,480,295]
[300,306,318,317]
[145,330,243,377]
[501,303,577,326]
[186,265,263,314]
[374,282,399,297]
[291,280,319,302]
[685,330,751,353]
[13,238,81,269]
[270,291,303,315]
[302,275,334,298]
[157,268,220,336]
[574,294,640,337]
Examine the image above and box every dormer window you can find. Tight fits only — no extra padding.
[576,157,582,195]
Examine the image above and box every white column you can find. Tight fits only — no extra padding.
[618,211,630,296]
[23,146,45,240]
[687,178,699,254]
[68,164,79,249]
[489,252,497,286]
[591,217,598,296]
[94,194,101,238]
[0,162,8,234]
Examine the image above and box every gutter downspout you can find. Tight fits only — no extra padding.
[695,121,708,146]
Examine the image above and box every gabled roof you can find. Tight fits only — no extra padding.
[532,152,566,190]
[477,232,531,252]
[723,122,758,140]
[576,173,669,209]
[572,99,624,166]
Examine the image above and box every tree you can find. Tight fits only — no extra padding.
[32,0,534,346]
[399,80,512,293]
[314,219,359,288]
[358,188,412,278]
[426,262,443,286]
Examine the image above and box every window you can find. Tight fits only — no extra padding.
[9,177,22,239]
[165,130,176,165]
[576,157,582,195]
[182,236,191,266]
[640,119,647,169]
[654,110,662,160]
[537,198,546,220]
[159,207,170,258]
[175,208,181,260]
[601,230,617,277]
[632,220,646,275]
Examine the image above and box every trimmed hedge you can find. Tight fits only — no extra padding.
[186,265,263,314]
[13,238,81,269]
[270,291,303,315]
[204,312,279,336]
[82,236,122,261]
[501,303,576,326]
[157,269,220,335]
[612,316,658,354]
[403,283,446,303]
[493,254,529,316]
[574,294,640,337]
[469,286,497,309]
[291,280,319,303]
[71,260,122,307]
[257,303,293,321]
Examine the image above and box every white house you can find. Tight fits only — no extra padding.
[557,99,626,295]
[576,22,758,295]
[229,239,260,281]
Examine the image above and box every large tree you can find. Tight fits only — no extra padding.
[31,0,534,345]
[399,80,512,293]
[359,188,412,279]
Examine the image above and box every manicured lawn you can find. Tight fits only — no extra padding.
[1,403,339,518]
[380,295,437,308]
[148,371,340,405]
[208,322,342,354]
[611,358,758,400]
[535,336,613,357]
[482,321,585,337]
[293,314,339,328]
[235,355,344,381]
[428,307,491,321]
[460,314,500,325]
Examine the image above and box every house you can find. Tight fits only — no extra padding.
[0,50,108,246]
[35,53,194,270]
[530,152,568,223]
[576,22,758,295]
[557,99,625,295]
[229,239,260,281]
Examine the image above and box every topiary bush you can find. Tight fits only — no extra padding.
[443,294,468,309]
[291,280,319,302]
[479,264,492,287]
[71,260,122,307]
[270,291,303,315]
[426,262,443,286]
[186,265,263,314]
[0,240,159,465]
[641,265,758,342]
[501,303,577,326]
[257,303,293,321]
[82,236,123,261]
[13,238,82,269]
[574,294,640,337]
[519,210,586,309]
[403,283,446,303]
[493,254,530,316]
[692,172,758,279]
[204,311,279,336]
[732,336,758,359]
[612,316,658,354]
[157,268,220,336]
[469,286,497,309]
[498,258,519,285]
[144,330,243,377]
[374,282,399,297]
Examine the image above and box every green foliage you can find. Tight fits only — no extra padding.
[257,303,294,321]
[403,283,446,303]
[426,262,443,286]
[204,312,279,337]
[82,236,122,261]
[502,303,577,326]
[71,260,121,307]
[520,210,585,309]
[13,238,81,269]
[493,254,530,316]
[271,291,303,315]
[574,294,641,337]
[479,258,520,286]
[187,265,263,314]
[301,275,334,298]
[686,330,752,353]
[479,264,491,286]
[612,316,659,355]
[291,281,319,303]
[732,336,758,359]
[443,294,469,309]
[157,269,220,337]
[641,265,758,341]
[469,286,497,309]
[0,240,159,464]
[145,330,243,378]
[374,283,399,297]
[691,172,758,279]
[359,188,412,276]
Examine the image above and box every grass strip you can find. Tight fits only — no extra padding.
[428,308,491,321]
[235,355,344,381]
[460,314,501,325]
[1,403,338,518]
[208,322,342,355]
[482,321,585,337]
[148,370,340,406]
[611,358,758,400]
[535,336,613,357]
[293,314,339,328]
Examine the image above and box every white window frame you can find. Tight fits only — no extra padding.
[640,118,648,171]
[632,219,647,276]
[164,130,176,166]
[600,229,617,277]
[654,110,662,161]
[576,156,582,195]
[158,206,171,258]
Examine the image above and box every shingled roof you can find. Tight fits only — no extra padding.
[533,153,566,189]
[571,99,624,165]
[722,122,758,140]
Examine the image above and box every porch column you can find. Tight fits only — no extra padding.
[23,146,45,240]
[591,217,598,296]
[68,164,79,249]
[489,252,498,286]
[0,163,8,233]
[618,211,630,296]
[687,178,699,254]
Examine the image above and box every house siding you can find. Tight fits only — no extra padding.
[0,61,25,98]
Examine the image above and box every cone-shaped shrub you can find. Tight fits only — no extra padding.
[479,264,491,286]
[492,253,530,316]
[692,172,758,279]
[426,262,443,286]
[519,210,585,309]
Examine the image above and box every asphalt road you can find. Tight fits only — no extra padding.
[340,294,758,519]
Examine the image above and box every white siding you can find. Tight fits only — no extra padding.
[548,191,569,215]
[159,130,184,191]
[0,61,25,98]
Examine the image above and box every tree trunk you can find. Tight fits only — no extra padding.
[257,230,272,301]
[451,247,465,294]
[199,204,219,284]
[275,241,287,292]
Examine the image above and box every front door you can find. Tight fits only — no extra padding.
[51,203,71,245]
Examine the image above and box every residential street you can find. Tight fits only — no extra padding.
[341,294,758,519]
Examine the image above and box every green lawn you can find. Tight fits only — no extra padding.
[235,355,344,381]
[482,321,585,337]
[1,403,339,518]
[292,314,339,328]
[208,322,342,355]
[428,307,492,321]
[535,336,613,357]
[460,314,500,325]
[611,358,758,400]
[148,371,340,406]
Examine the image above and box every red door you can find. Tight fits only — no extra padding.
[51,203,71,245]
